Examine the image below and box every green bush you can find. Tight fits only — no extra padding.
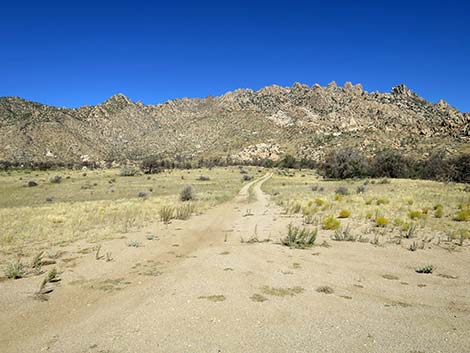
[338,209,350,218]
[322,216,341,230]
[375,216,389,227]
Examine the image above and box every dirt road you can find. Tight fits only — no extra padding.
[1,174,469,353]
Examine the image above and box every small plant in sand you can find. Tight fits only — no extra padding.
[415,265,434,274]
[316,286,334,294]
[31,251,44,269]
[314,198,324,206]
[331,224,358,242]
[5,259,25,279]
[322,216,340,230]
[197,175,210,181]
[281,223,317,249]
[400,222,418,239]
[159,205,175,224]
[338,209,350,218]
[408,241,417,251]
[127,240,142,248]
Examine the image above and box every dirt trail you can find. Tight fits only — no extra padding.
[1,173,470,353]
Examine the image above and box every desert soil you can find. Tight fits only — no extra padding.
[1,174,469,353]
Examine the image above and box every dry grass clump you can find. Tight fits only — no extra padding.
[175,203,195,220]
[4,259,25,279]
[159,205,175,224]
[408,210,427,220]
[281,223,317,248]
[338,209,350,218]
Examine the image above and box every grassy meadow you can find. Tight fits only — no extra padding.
[0,166,263,263]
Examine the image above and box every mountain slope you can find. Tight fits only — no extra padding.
[1,82,469,164]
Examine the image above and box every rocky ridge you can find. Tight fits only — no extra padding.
[0,82,468,164]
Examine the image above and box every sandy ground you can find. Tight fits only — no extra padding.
[1,174,469,353]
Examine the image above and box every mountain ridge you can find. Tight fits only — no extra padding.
[1,82,469,165]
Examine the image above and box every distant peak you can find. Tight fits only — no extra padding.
[103,93,133,106]
[391,84,415,97]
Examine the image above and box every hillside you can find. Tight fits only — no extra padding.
[1,82,469,165]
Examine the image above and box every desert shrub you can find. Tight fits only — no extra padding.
[281,224,317,248]
[434,204,444,218]
[371,149,410,178]
[375,216,389,227]
[416,265,434,274]
[127,240,142,247]
[377,178,391,184]
[140,157,165,174]
[49,175,62,184]
[356,185,366,194]
[335,186,349,195]
[322,216,341,230]
[277,154,298,169]
[5,259,25,279]
[314,198,324,206]
[159,206,175,224]
[27,180,38,187]
[180,185,194,201]
[311,185,319,192]
[449,154,470,183]
[408,210,427,220]
[453,209,470,222]
[119,167,138,177]
[338,209,350,218]
[376,198,390,205]
[334,194,344,201]
[242,175,253,181]
[421,152,452,181]
[175,203,195,220]
[197,175,210,181]
[138,191,148,198]
[320,148,369,179]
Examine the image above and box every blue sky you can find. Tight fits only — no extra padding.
[1,0,469,111]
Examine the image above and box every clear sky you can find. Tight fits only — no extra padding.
[1,0,469,111]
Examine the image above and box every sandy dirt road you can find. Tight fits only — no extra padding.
[1,173,469,353]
